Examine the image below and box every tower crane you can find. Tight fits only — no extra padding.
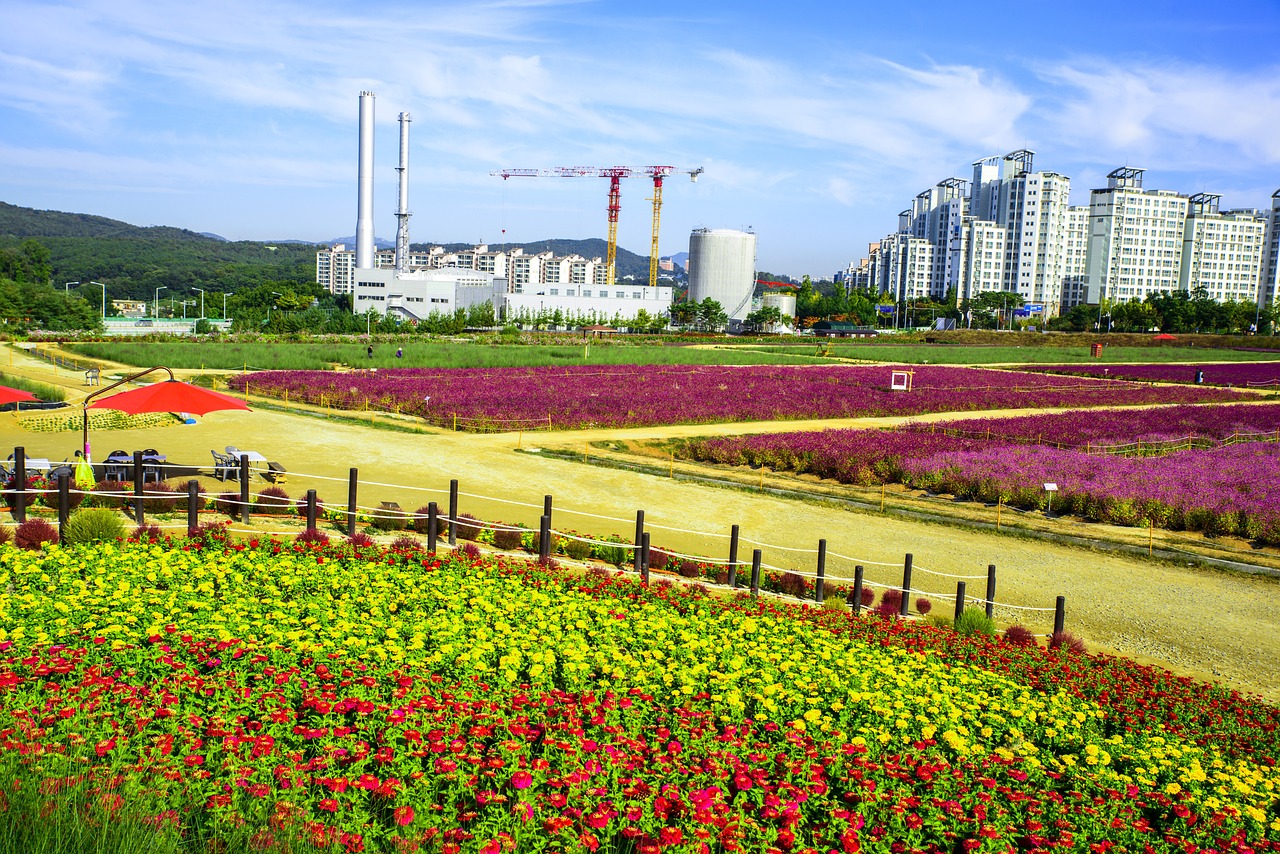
[491,165,703,288]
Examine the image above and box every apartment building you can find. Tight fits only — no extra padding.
[1083,168,1189,304]
[1257,191,1280,310]
[849,155,1274,319]
[1180,194,1267,302]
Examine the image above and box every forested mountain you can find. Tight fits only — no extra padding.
[0,201,215,241]
[0,201,667,306]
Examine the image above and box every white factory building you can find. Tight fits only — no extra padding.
[339,91,676,326]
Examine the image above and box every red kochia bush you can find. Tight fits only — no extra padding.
[1004,624,1038,646]
[295,527,330,547]
[1049,631,1088,655]
[14,518,58,550]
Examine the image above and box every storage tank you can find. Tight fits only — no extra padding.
[688,228,757,320]
[761,290,796,321]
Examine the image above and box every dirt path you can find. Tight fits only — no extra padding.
[4,345,1279,702]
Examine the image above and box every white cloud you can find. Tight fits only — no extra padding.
[1037,59,1280,166]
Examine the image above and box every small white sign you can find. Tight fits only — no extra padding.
[1043,483,1058,491]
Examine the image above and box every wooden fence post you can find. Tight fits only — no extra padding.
[1053,596,1066,636]
[238,454,250,524]
[899,553,913,617]
[852,565,864,614]
[633,510,645,572]
[448,480,458,545]
[815,538,826,604]
[428,502,439,554]
[305,489,317,530]
[727,524,740,588]
[134,451,145,526]
[346,468,358,537]
[640,532,650,585]
[954,581,966,626]
[538,513,550,562]
[57,473,70,542]
[985,564,997,620]
[12,447,26,524]
[750,549,762,598]
[188,480,200,532]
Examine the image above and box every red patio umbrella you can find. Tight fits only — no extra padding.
[81,367,250,459]
[1152,333,1178,342]
[0,385,40,407]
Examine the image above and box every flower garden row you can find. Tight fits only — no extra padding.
[678,404,1280,542]
[227,365,1244,430]
[0,534,1279,852]
[1027,362,1280,388]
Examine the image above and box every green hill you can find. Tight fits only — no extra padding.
[0,201,215,241]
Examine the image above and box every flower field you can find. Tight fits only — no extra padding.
[1,535,1279,852]
[228,366,1243,430]
[678,404,1280,540]
[1027,363,1280,388]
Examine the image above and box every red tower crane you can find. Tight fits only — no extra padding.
[491,166,703,288]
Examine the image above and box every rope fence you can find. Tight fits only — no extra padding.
[0,444,1072,634]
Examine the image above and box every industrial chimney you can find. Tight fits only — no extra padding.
[394,112,412,274]
[355,91,376,270]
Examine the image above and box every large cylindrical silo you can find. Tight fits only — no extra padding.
[687,229,757,320]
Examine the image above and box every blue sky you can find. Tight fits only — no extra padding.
[2,0,1279,278]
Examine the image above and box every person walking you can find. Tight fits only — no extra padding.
[396,347,403,359]
[367,344,373,359]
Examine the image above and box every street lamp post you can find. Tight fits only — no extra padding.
[193,287,205,319]
[89,281,106,320]
[222,292,230,319]
[155,286,167,319]
[267,292,282,325]
[64,281,79,295]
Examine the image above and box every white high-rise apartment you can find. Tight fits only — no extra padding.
[958,219,1008,302]
[1258,190,1280,311]
[1001,169,1073,310]
[1085,167,1189,305]
[1180,194,1267,302]
[1061,206,1090,307]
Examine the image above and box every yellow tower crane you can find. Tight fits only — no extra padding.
[491,165,703,288]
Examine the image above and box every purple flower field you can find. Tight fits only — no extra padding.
[680,403,1280,541]
[915,402,1280,449]
[232,365,1243,430]
[900,443,1280,540]
[1027,362,1280,387]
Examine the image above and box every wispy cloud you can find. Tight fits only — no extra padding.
[1036,59,1280,167]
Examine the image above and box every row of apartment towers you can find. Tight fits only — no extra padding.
[317,245,659,296]
[844,150,1280,318]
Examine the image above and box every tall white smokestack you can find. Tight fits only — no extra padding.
[394,111,412,274]
[355,91,376,270]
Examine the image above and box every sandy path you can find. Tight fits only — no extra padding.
[3,346,1279,701]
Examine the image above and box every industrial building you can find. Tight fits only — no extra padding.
[342,92,675,325]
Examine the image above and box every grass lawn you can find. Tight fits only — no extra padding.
[67,340,822,371]
[748,342,1280,364]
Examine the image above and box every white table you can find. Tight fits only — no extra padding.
[22,458,51,473]
[229,450,267,480]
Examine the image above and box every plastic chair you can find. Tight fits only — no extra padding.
[211,450,238,482]
[104,450,131,482]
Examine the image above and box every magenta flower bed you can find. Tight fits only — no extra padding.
[681,404,1280,540]
[684,403,1280,480]
[918,402,1280,448]
[901,443,1280,539]
[1028,362,1280,387]
[232,365,1242,430]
